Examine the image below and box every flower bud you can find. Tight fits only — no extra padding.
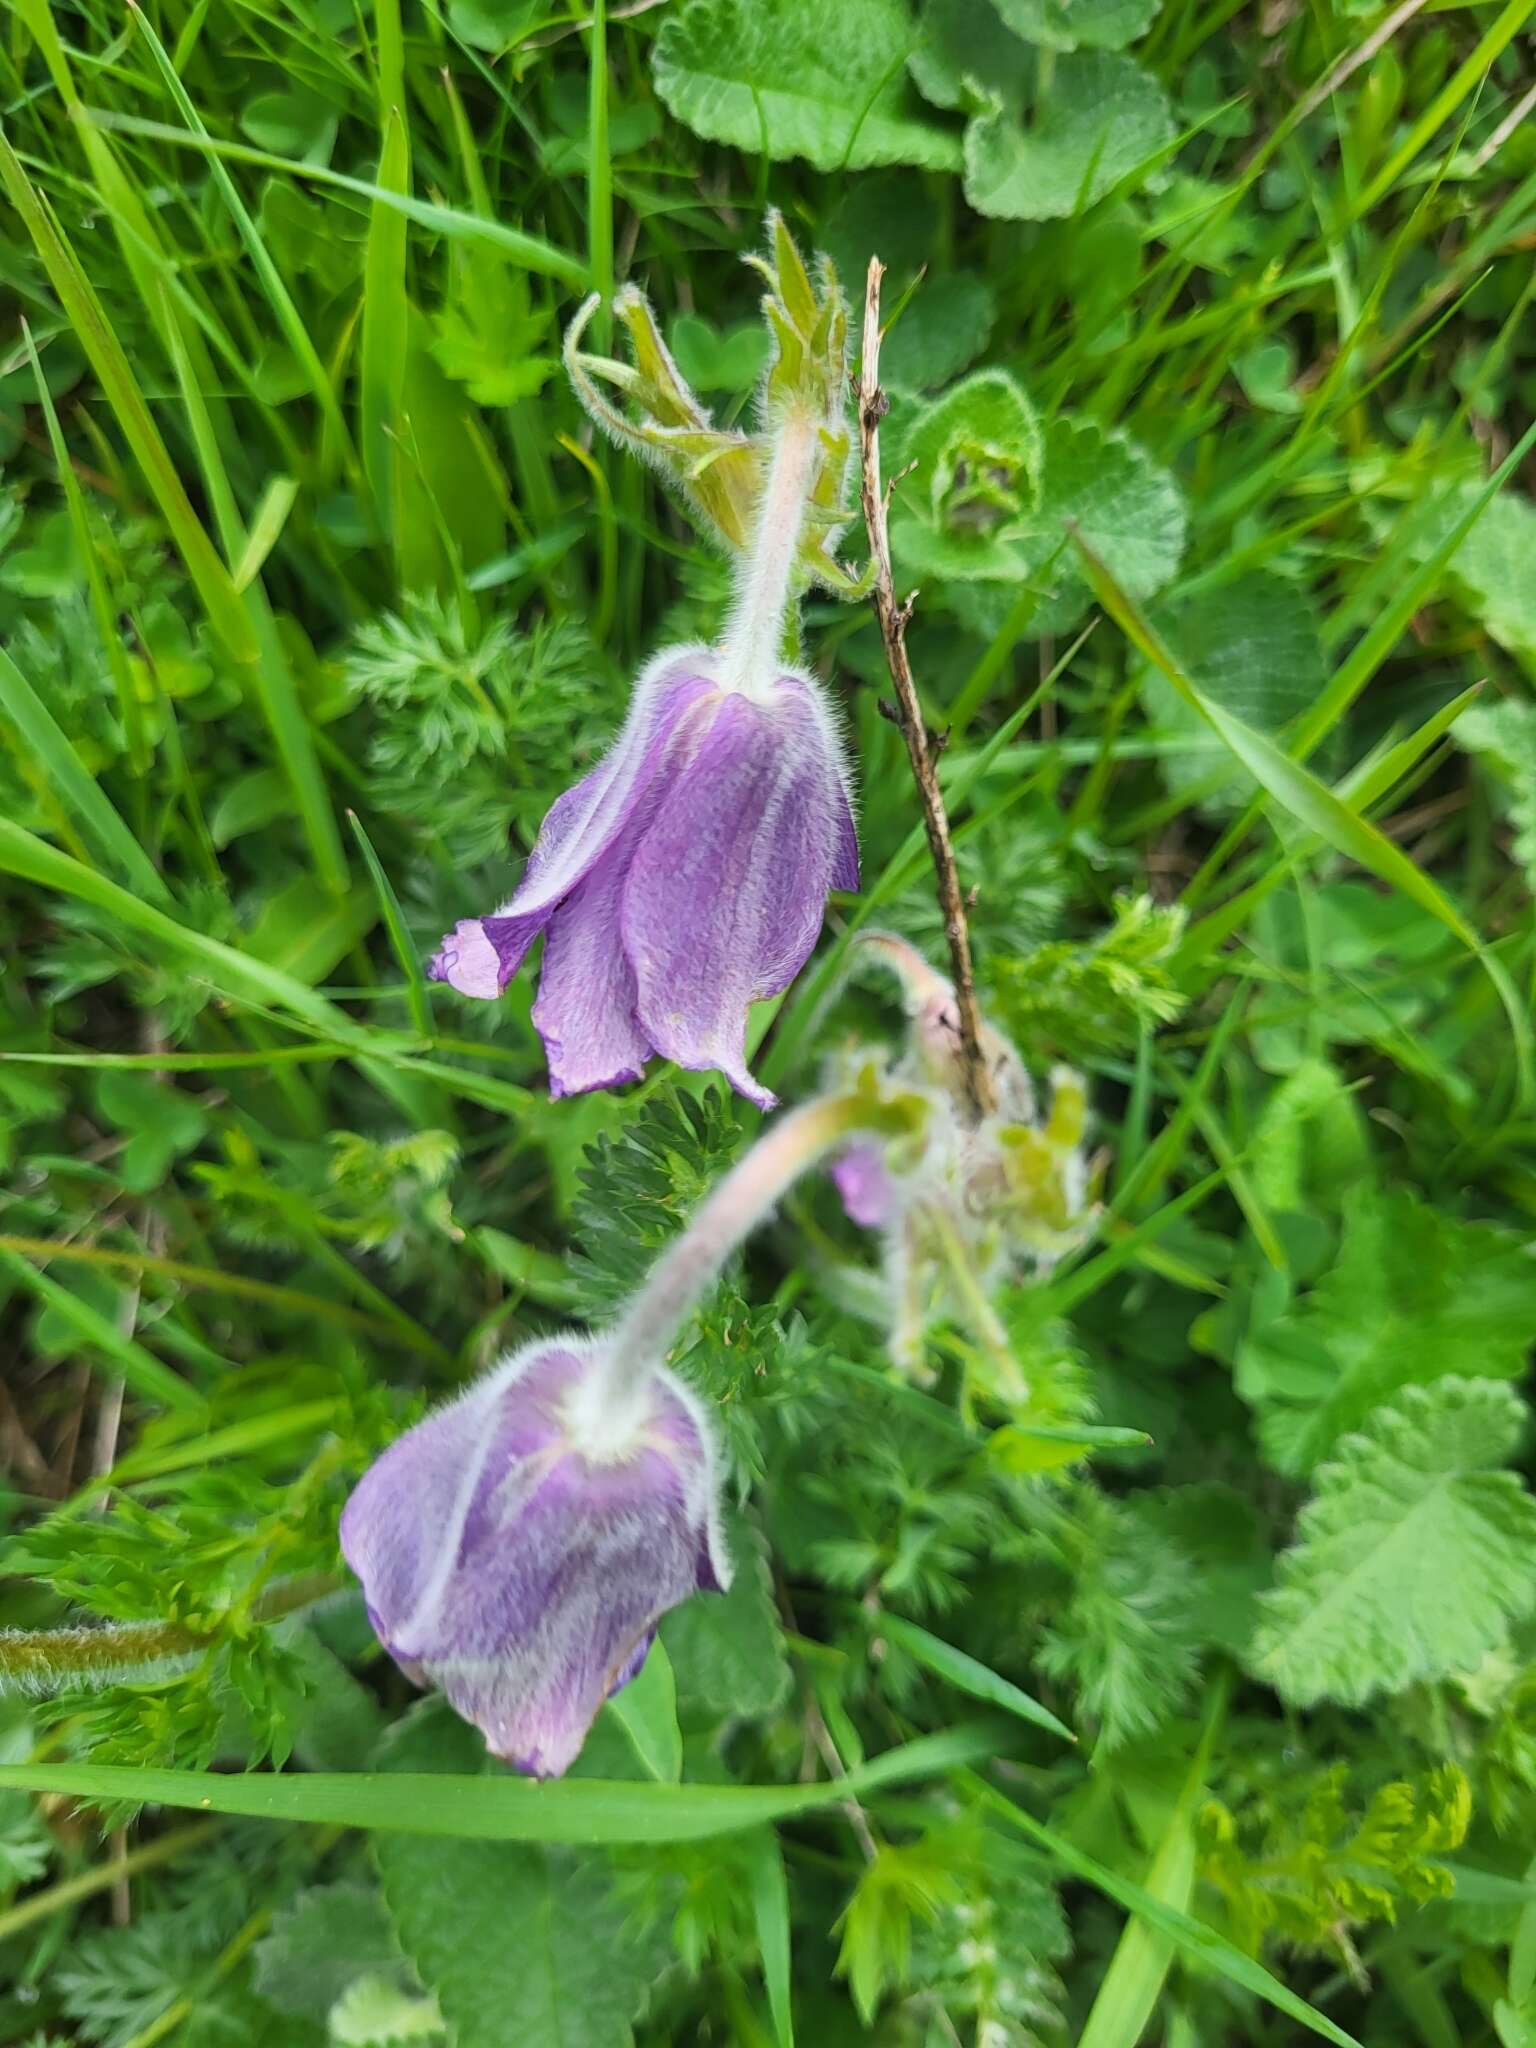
[339,1337,729,1778]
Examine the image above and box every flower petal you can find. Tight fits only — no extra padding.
[428,650,718,996]
[621,678,845,1109]
[532,841,655,1097]
[339,1344,582,1666]
[831,1142,898,1229]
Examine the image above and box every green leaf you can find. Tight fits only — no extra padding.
[991,0,1161,51]
[0,1245,202,1413]
[882,272,996,391]
[244,878,378,987]
[1033,419,1186,624]
[1394,479,1536,678]
[0,133,257,668]
[0,1724,1000,1840]
[1072,529,1495,964]
[909,0,1035,111]
[239,89,337,162]
[743,1828,795,2048]
[971,1775,1367,2048]
[653,0,963,171]
[375,1714,663,2048]
[660,1510,790,1719]
[329,1974,445,2045]
[1140,573,1328,813]
[1459,697,1536,893]
[252,1883,400,2023]
[875,1612,1075,1741]
[963,52,1174,219]
[603,1640,683,1783]
[0,647,169,905]
[1250,1379,1536,1708]
[1243,1189,1536,1475]
[892,368,1043,582]
[211,769,293,850]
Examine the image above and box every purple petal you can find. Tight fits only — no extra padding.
[831,1142,898,1229]
[340,1341,729,1778]
[428,650,719,999]
[620,676,846,1111]
[428,919,516,999]
[833,787,860,894]
[532,838,655,1097]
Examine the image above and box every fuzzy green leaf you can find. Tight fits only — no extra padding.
[653,0,962,171]
[1243,1190,1536,1475]
[963,52,1174,219]
[991,0,1161,50]
[1250,1380,1536,1708]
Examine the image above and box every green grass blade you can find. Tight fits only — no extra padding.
[875,1613,1076,1743]
[346,811,433,1037]
[361,108,411,544]
[0,818,357,1041]
[88,112,589,287]
[20,317,150,777]
[159,292,348,893]
[126,1,359,479]
[1070,526,1479,948]
[969,1774,1365,2048]
[0,1246,204,1413]
[1078,1678,1227,2048]
[0,1723,1001,1842]
[0,131,257,666]
[231,477,299,593]
[744,1827,795,2048]
[0,646,169,906]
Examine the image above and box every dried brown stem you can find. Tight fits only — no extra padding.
[856,258,994,1120]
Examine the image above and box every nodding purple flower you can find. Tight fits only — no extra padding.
[340,1336,730,1779]
[340,1077,928,1777]
[431,242,864,1110]
[429,644,857,1112]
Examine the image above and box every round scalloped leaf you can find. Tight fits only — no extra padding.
[963,51,1174,218]
[910,0,1036,111]
[976,413,1186,637]
[991,0,1162,52]
[654,0,963,172]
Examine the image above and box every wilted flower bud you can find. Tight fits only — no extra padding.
[831,934,1096,1389]
[431,218,862,1108]
[340,1336,729,1778]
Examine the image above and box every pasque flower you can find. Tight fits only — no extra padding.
[341,1073,925,1776]
[340,1336,729,1777]
[431,225,862,1110]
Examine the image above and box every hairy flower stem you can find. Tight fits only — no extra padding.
[588,1086,924,1417]
[718,408,820,701]
[0,1570,343,1697]
[857,259,994,1122]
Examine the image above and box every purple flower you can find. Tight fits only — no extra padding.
[339,1336,730,1777]
[830,1142,898,1229]
[430,649,857,1110]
